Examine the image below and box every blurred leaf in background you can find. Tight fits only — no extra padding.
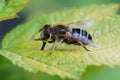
[0,0,29,21]
[24,0,120,19]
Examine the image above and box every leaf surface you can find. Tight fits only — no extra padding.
[1,4,120,80]
[0,0,30,21]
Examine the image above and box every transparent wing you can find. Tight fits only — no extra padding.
[67,20,94,29]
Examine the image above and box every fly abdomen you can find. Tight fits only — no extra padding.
[72,28,93,45]
[72,28,90,40]
[81,30,93,41]
[88,34,92,40]
[72,28,81,34]
[81,30,87,38]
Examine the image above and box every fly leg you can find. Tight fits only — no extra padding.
[77,41,90,51]
[41,42,47,50]
[34,38,41,41]
[49,39,63,55]
[34,38,46,50]
[37,38,55,51]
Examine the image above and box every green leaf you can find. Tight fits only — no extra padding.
[1,4,120,80]
[0,0,30,21]
[81,66,120,80]
[0,49,2,54]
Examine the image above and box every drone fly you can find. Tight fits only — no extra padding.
[35,20,98,54]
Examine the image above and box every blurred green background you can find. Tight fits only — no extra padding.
[0,0,120,80]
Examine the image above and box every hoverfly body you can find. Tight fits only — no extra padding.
[35,20,98,54]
